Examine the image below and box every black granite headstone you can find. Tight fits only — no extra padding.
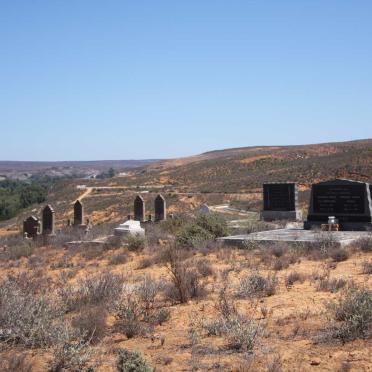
[304,179,372,231]
[154,194,166,221]
[263,183,296,211]
[134,195,145,222]
[262,183,300,221]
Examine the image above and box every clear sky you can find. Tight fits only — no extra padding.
[1,0,371,161]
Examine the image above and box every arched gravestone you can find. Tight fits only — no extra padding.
[23,216,40,238]
[134,195,145,222]
[262,182,301,221]
[304,179,372,231]
[154,194,166,221]
[42,205,55,235]
[74,200,84,226]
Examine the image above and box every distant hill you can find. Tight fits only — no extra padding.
[135,139,372,192]
[0,159,162,179]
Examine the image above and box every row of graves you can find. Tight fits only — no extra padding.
[23,200,88,239]
[23,194,168,239]
[220,179,372,247]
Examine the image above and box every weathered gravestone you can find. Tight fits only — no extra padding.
[304,179,372,231]
[134,195,145,222]
[23,216,40,238]
[42,205,55,235]
[262,183,301,221]
[73,200,84,226]
[154,194,166,221]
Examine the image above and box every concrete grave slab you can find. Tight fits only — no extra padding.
[218,228,371,247]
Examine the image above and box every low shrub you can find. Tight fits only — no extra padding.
[330,248,349,262]
[71,306,107,344]
[0,353,33,372]
[176,213,229,248]
[272,257,290,271]
[196,259,214,277]
[0,275,64,347]
[109,251,128,265]
[194,212,229,238]
[117,348,152,372]
[127,234,147,252]
[164,246,206,303]
[314,270,348,293]
[176,224,213,248]
[237,273,277,298]
[136,275,162,315]
[59,272,123,312]
[362,261,372,275]
[285,271,304,288]
[49,340,93,372]
[5,240,35,260]
[321,289,372,343]
[146,308,171,326]
[203,315,260,352]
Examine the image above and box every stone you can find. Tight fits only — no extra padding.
[134,195,145,221]
[42,205,55,235]
[154,194,166,221]
[114,220,145,237]
[261,182,301,221]
[304,179,372,231]
[23,216,40,238]
[73,200,84,226]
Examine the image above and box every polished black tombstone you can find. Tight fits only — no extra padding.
[262,183,301,221]
[304,179,372,231]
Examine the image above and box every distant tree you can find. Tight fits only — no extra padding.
[108,167,115,178]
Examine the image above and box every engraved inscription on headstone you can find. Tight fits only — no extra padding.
[263,183,296,211]
[134,195,145,222]
[305,179,372,231]
[23,216,40,238]
[154,194,166,221]
[42,205,55,235]
[74,200,84,226]
[262,183,301,221]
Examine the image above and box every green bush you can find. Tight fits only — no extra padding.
[117,348,152,372]
[176,213,229,247]
[176,224,213,247]
[126,234,146,252]
[194,213,229,238]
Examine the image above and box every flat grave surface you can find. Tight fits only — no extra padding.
[218,228,371,246]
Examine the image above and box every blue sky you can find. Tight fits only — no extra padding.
[0,0,371,161]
